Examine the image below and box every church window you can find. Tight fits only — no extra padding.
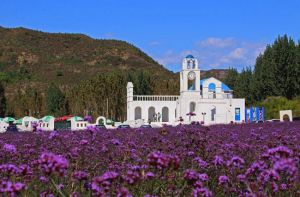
[135,107,142,120]
[211,107,216,121]
[190,102,196,112]
[162,107,169,122]
[208,83,216,98]
[148,107,156,122]
[208,83,216,91]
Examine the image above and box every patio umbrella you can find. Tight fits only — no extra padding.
[15,118,23,125]
[3,117,15,123]
[41,116,54,122]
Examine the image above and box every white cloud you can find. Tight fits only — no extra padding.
[228,48,246,59]
[149,41,160,46]
[155,37,267,71]
[197,37,235,48]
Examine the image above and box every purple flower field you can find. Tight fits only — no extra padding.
[0,122,299,196]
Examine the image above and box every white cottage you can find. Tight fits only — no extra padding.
[126,55,245,126]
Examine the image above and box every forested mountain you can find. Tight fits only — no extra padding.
[0,26,226,120]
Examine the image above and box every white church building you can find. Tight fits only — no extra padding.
[126,55,245,126]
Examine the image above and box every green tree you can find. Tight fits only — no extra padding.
[224,67,238,91]
[46,83,66,116]
[234,67,254,104]
[0,83,6,116]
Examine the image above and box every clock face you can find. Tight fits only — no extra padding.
[188,72,196,80]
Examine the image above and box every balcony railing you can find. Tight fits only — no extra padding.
[133,95,179,101]
[202,93,233,99]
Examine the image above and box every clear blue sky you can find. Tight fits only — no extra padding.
[1,0,300,71]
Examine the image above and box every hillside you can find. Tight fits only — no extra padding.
[0,26,175,85]
[0,26,228,118]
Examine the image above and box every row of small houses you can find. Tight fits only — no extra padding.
[0,115,115,133]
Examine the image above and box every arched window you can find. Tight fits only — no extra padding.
[208,83,216,91]
[162,107,169,122]
[211,107,216,121]
[190,102,196,112]
[134,107,142,120]
[208,83,216,98]
[148,107,156,122]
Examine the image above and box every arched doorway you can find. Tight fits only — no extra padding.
[96,116,106,125]
[162,107,169,122]
[283,114,290,122]
[279,110,293,122]
[134,107,142,120]
[148,107,156,122]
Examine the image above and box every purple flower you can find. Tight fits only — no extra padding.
[271,182,278,192]
[145,172,155,179]
[39,176,48,183]
[237,174,246,182]
[184,169,199,182]
[227,156,245,169]
[273,158,298,182]
[72,171,88,181]
[280,183,287,190]
[124,170,140,184]
[37,152,69,177]
[0,180,26,193]
[198,173,209,182]
[218,175,229,185]
[194,157,208,169]
[257,169,280,184]
[187,151,195,157]
[111,138,122,145]
[117,187,133,197]
[93,171,119,183]
[192,187,213,197]
[3,144,17,154]
[267,146,293,159]
[57,184,64,190]
[212,155,225,166]
[0,164,20,175]
[49,131,59,139]
[147,151,180,169]
[79,139,88,145]
[245,161,267,177]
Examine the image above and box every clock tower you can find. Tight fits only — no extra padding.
[180,55,201,96]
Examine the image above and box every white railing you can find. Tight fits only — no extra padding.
[202,93,233,99]
[133,95,179,101]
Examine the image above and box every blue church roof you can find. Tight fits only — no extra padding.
[186,54,194,59]
[221,83,231,91]
[200,78,232,91]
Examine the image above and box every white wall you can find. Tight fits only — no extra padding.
[131,101,177,123]
[70,120,88,130]
[0,121,9,133]
[37,118,55,131]
[177,96,245,125]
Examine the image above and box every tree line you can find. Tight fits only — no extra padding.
[0,70,179,121]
